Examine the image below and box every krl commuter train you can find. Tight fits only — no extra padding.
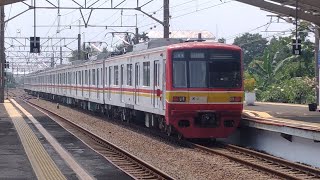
[24,39,243,139]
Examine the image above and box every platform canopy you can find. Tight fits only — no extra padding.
[236,0,320,26]
[0,0,25,6]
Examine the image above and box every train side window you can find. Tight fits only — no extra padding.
[114,65,119,85]
[78,71,81,85]
[105,67,108,85]
[120,65,124,85]
[97,68,99,86]
[143,62,150,86]
[109,67,112,85]
[135,63,140,86]
[92,69,96,85]
[69,72,72,85]
[127,64,132,86]
[85,70,88,85]
[100,68,102,86]
[89,69,92,85]
[73,72,76,84]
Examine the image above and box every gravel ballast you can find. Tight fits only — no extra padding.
[29,98,277,180]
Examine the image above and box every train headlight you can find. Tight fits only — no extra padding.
[230,96,242,102]
[172,96,186,102]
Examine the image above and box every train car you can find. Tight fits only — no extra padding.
[24,40,243,139]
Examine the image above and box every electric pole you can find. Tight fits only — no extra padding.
[315,28,320,105]
[163,0,170,38]
[135,14,139,44]
[78,34,81,60]
[0,6,5,103]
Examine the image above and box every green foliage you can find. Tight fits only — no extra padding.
[244,78,256,92]
[259,77,315,104]
[5,72,16,88]
[218,38,226,43]
[69,49,87,62]
[233,33,268,69]
[241,22,316,104]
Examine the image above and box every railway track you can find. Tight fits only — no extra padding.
[192,143,320,180]
[25,100,174,180]
[20,92,320,180]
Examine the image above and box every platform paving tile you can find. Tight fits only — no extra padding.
[17,99,132,180]
[0,104,36,179]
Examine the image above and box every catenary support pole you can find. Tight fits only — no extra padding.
[163,0,169,38]
[0,6,5,103]
[316,28,320,105]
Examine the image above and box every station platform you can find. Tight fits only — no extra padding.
[242,102,320,141]
[0,99,131,180]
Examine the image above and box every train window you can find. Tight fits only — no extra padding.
[81,71,84,85]
[105,67,108,85]
[85,70,88,85]
[143,62,150,86]
[114,66,119,85]
[120,65,124,85]
[154,62,160,87]
[78,71,81,85]
[75,72,77,85]
[189,61,207,88]
[73,72,76,84]
[208,61,241,88]
[127,64,132,86]
[173,51,184,59]
[173,61,187,88]
[89,69,92,85]
[92,69,96,85]
[190,52,205,59]
[100,68,102,86]
[97,68,99,86]
[109,67,112,85]
[135,63,140,86]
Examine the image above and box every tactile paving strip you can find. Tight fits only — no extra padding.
[4,100,66,180]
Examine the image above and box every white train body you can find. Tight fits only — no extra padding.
[24,41,244,139]
[25,45,166,116]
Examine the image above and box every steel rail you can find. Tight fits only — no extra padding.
[25,100,174,180]
[18,90,320,180]
[192,143,320,180]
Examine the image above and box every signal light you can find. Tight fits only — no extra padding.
[172,96,186,102]
[5,61,9,68]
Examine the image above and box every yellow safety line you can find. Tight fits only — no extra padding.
[242,111,257,118]
[10,99,94,180]
[243,110,273,118]
[4,101,66,180]
[255,102,308,108]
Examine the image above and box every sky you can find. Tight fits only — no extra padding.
[3,0,297,71]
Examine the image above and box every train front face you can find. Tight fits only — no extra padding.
[165,43,243,139]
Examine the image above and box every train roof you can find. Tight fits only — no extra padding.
[26,41,241,76]
[167,41,241,51]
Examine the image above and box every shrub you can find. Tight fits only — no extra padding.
[244,78,256,92]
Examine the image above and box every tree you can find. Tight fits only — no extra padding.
[68,50,87,62]
[248,47,298,89]
[218,38,226,43]
[233,33,268,69]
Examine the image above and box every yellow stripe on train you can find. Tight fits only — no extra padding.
[165,91,244,103]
